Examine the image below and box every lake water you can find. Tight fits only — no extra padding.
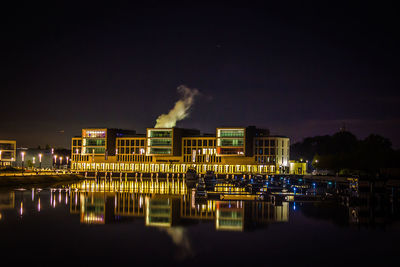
[0,178,399,266]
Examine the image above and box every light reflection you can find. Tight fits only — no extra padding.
[0,179,292,231]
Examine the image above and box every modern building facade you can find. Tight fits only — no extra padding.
[289,160,307,175]
[0,140,16,167]
[71,126,291,175]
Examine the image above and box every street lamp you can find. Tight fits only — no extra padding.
[66,156,69,169]
[21,151,25,170]
[59,156,63,168]
[53,155,57,169]
[38,153,42,169]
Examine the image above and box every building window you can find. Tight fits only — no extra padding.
[270,140,275,146]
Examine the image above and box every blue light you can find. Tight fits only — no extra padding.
[328,181,332,185]
[293,202,296,210]
[299,179,302,182]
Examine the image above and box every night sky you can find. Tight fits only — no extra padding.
[1,3,399,148]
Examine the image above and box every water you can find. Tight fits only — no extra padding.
[0,178,399,266]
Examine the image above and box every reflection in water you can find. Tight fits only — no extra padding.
[162,227,193,260]
[1,177,399,266]
[2,177,400,231]
[0,192,15,220]
[65,179,291,233]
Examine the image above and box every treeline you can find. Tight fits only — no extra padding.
[291,131,400,177]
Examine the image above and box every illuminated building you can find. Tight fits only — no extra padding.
[289,160,307,175]
[71,126,290,175]
[0,140,16,167]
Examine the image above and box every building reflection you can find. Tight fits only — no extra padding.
[68,179,290,231]
[79,193,115,224]
[0,192,15,220]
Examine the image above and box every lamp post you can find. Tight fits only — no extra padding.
[53,155,57,169]
[66,156,69,169]
[21,151,25,170]
[0,150,2,167]
[59,156,63,169]
[38,153,42,169]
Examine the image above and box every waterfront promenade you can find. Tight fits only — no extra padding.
[0,170,83,188]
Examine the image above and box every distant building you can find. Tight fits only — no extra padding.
[70,126,290,175]
[289,160,307,175]
[0,140,16,167]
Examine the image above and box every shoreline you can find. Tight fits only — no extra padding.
[0,174,84,190]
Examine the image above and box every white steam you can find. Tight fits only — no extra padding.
[155,85,199,128]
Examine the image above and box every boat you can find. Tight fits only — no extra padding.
[204,170,216,190]
[195,177,207,198]
[185,167,198,187]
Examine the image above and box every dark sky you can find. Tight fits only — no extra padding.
[1,2,399,148]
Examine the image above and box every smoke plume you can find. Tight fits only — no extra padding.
[155,85,199,128]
